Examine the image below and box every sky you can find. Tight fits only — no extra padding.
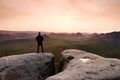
[0,0,120,33]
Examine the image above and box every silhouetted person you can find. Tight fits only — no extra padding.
[36,32,44,53]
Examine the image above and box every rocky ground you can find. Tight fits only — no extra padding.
[46,49,120,80]
[0,53,55,80]
[0,49,120,80]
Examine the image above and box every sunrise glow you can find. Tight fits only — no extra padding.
[0,0,120,33]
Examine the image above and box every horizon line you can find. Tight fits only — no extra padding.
[0,29,120,34]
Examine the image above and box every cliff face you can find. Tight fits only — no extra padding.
[46,49,120,80]
[0,53,55,80]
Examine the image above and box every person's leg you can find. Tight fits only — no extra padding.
[37,43,40,53]
[41,42,44,53]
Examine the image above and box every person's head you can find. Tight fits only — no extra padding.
[38,32,41,35]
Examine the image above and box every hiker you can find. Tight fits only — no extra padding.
[36,32,44,53]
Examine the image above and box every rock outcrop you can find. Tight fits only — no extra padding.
[0,53,55,80]
[46,49,120,80]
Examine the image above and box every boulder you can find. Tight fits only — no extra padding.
[0,53,55,80]
[46,49,120,80]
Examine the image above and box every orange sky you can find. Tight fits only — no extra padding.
[0,0,120,33]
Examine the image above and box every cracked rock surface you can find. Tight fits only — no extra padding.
[0,53,55,80]
[46,49,120,80]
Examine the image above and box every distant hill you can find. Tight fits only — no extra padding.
[49,32,85,40]
[0,30,120,41]
[89,32,120,46]
[99,32,120,40]
[0,30,51,41]
[0,30,120,59]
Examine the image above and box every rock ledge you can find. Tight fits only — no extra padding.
[46,49,120,80]
[0,53,55,80]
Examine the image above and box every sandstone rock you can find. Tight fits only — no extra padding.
[46,49,120,80]
[0,53,55,80]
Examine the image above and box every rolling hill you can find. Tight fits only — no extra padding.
[0,30,120,61]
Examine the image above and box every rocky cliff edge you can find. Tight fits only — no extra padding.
[46,49,120,80]
[0,53,55,80]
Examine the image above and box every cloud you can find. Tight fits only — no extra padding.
[0,0,32,19]
[0,0,120,19]
[0,0,120,32]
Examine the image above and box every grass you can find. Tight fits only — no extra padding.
[0,37,120,60]
[0,37,120,73]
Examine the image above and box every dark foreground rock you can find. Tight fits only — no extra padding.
[0,53,55,80]
[46,49,120,80]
